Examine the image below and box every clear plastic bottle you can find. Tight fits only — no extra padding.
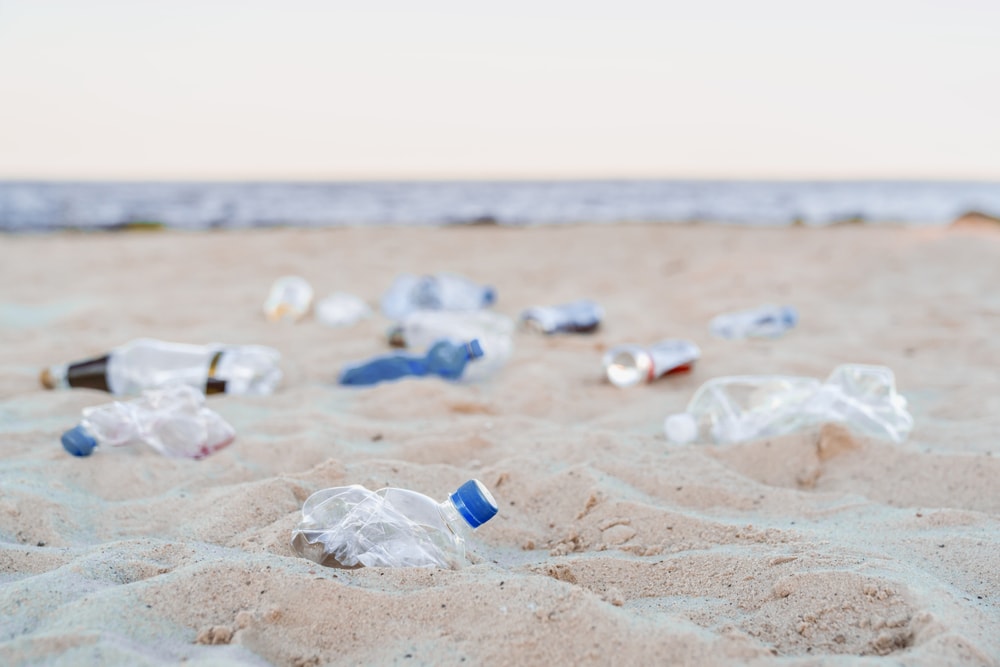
[520,299,604,334]
[664,364,913,445]
[291,479,498,569]
[710,304,798,339]
[603,339,701,388]
[60,384,236,459]
[387,310,513,382]
[263,276,314,322]
[380,273,496,321]
[40,338,282,396]
[338,339,484,386]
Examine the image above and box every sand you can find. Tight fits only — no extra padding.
[0,222,998,666]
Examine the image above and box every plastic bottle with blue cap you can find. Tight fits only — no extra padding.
[291,479,499,568]
[60,384,236,459]
[380,273,496,321]
[709,304,799,339]
[338,339,485,386]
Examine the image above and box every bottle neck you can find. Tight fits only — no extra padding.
[439,497,473,531]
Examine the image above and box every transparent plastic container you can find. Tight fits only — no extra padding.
[263,276,315,322]
[603,339,701,388]
[60,384,236,459]
[520,299,603,334]
[710,304,798,339]
[40,338,282,396]
[315,292,372,328]
[381,273,496,321]
[387,310,513,382]
[291,479,498,569]
[664,364,913,445]
[339,339,484,386]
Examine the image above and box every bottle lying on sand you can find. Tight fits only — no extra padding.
[710,304,798,339]
[381,273,496,321]
[664,364,913,445]
[40,338,282,396]
[387,310,513,382]
[60,384,236,458]
[603,339,701,388]
[339,339,484,386]
[291,479,498,568]
[520,299,604,334]
[263,275,314,322]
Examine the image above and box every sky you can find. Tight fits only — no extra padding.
[0,0,998,181]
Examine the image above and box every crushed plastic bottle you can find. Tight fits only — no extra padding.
[603,339,701,388]
[710,304,798,339]
[520,299,603,334]
[263,276,314,322]
[60,384,236,458]
[40,338,282,396]
[387,310,513,382]
[339,339,484,386]
[381,273,496,321]
[664,363,913,445]
[291,479,498,569]
[314,292,372,328]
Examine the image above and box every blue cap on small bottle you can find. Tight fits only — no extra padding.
[61,425,98,457]
[482,287,497,307]
[450,479,498,528]
[466,339,485,360]
[781,305,799,327]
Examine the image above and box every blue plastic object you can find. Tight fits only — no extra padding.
[450,480,498,528]
[61,425,98,457]
[339,339,485,386]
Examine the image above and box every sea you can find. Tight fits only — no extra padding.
[1,180,998,232]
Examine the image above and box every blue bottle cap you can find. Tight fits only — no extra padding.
[482,287,497,306]
[61,425,98,457]
[450,479,498,528]
[781,305,799,327]
[467,339,484,360]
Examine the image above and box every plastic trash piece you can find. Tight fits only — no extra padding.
[60,384,235,458]
[520,299,603,334]
[664,363,913,445]
[380,273,496,321]
[710,304,798,339]
[603,340,701,388]
[291,479,498,568]
[315,292,372,328]
[40,338,282,396]
[263,276,314,322]
[339,339,484,386]
[387,310,513,382]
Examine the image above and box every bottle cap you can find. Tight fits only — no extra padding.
[466,339,485,360]
[61,425,98,457]
[781,306,799,327]
[40,368,57,389]
[450,479,498,528]
[664,412,698,444]
[482,287,497,306]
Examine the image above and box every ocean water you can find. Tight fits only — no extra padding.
[0,180,998,231]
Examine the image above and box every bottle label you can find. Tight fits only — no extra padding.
[205,350,227,394]
[648,340,701,380]
[67,355,111,392]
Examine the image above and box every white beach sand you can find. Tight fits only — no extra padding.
[1,222,998,666]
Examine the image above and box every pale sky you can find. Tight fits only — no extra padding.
[1,0,998,180]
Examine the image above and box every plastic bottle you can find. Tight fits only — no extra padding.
[291,479,498,569]
[381,273,496,321]
[60,384,236,459]
[664,363,913,445]
[263,276,314,322]
[387,310,513,382]
[710,304,798,339]
[314,292,372,328]
[40,338,282,396]
[603,339,701,388]
[339,339,484,386]
[520,299,604,334]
